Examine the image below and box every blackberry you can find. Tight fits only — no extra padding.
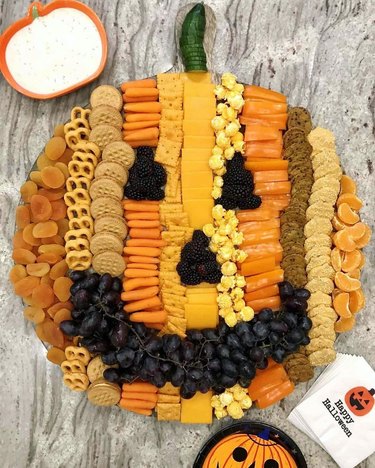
[192,230,209,246]
[136,146,154,158]
[238,195,262,210]
[147,188,165,201]
[215,196,238,210]
[222,184,250,200]
[181,243,202,263]
[153,163,167,186]
[134,158,153,178]
[204,269,222,284]
[177,263,201,285]
[204,260,220,274]
[124,186,143,200]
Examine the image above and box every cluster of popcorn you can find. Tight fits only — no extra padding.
[211,384,252,419]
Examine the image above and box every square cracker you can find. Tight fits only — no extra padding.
[155,138,181,167]
[160,261,178,272]
[165,304,185,317]
[159,382,180,396]
[156,403,181,421]
[161,247,181,262]
[161,109,184,122]
[158,394,181,404]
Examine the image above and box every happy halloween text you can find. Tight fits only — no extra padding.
[322,398,354,438]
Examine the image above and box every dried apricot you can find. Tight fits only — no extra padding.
[45,136,66,161]
[30,171,47,188]
[12,248,36,265]
[50,260,68,280]
[24,306,45,324]
[333,292,352,318]
[341,249,361,272]
[49,199,67,221]
[33,221,58,238]
[47,301,73,318]
[340,175,356,195]
[334,271,361,292]
[355,224,371,248]
[333,229,356,252]
[53,277,73,302]
[20,181,38,202]
[54,308,72,325]
[336,193,363,210]
[41,235,64,245]
[12,230,32,250]
[58,148,73,165]
[32,283,55,308]
[23,223,42,246]
[30,194,53,222]
[36,319,65,348]
[14,275,40,297]
[334,316,355,333]
[54,124,65,138]
[38,244,66,257]
[41,275,54,287]
[23,295,35,306]
[330,248,342,272]
[41,166,65,189]
[9,265,27,284]
[38,187,65,201]
[332,215,349,231]
[37,152,55,170]
[16,205,31,229]
[26,262,50,277]
[349,288,365,314]
[55,162,69,180]
[56,218,70,238]
[337,203,359,225]
[47,346,66,365]
[36,253,62,265]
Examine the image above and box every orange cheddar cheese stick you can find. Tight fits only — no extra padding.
[240,115,287,130]
[124,102,162,113]
[245,160,288,171]
[244,125,280,142]
[245,147,282,160]
[118,403,153,415]
[129,228,161,239]
[126,263,158,270]
[126,239,165,247]
[121,78,157,91]
[125,88,159,98]
[124,127,159,141]
[123,277,159,291]
[124,138,158,148]
[125,113,161,122]
[129,310,167,323]
[123,120,160,131]
[240,256,276,276]
[261,198,290,211]
[125,212,160,221]
[239,219,280,233]
[243,85,287,103]
[253,171,289,183]
[124,269,159,278]
[122,382,158,393]
[128,256,160,264]
[121,286,159,302]
[236,208,280,222]
[254,181,291,196]
[121,392,159,403]
[243,100,287,116]
[243,243,283,262]
[244,284,280,302]
[127,220,161,229]
[119,398,156,410]
[246,295,281,312]
[124,295,161,312]
[242,228,281,246]
[123,95,158,103]
[256,380,295,409]
[123,247,161,257]
[245,269,284,292]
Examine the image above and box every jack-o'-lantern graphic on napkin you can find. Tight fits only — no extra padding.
[345,386,375,417]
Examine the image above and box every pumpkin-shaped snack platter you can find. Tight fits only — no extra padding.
[10,2,372,425]
[194,422,306,468]
[0,0,107,99]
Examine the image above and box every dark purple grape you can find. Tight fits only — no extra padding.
[69,270,86,282]
[201,342,215,359]
[171,367,185,387]
[221,359,238,378]
[217,321,230,337]
[132,322,148,339]
[152,370,167,388]
[220,374,237,388]
[81,274,99,290]
[283,341,299,352]
[299,316,313,331]
[294,288,311,300]
[198,381,210,394]
[117,348,135,368]
[286,328,305,344]
[103,291,120,306]
[86,341,109,353]
[98,273,113,293]
[91,291,101,304]
[238,376,252,388]
[59,320,80,336]
[216,344,230,359]
[145,337,162,354]
[119,371,136,383]
[72,289,90,309]
[241,332,256,348]
[160,361,173,375]
[203,329,218,341]
[235,322,250,337]
[110,321,129,348]
[102,351,118,365]
[278,281,294,299]
[262,346,272,358]
[187,329,204,343]
[249,347,265,363]
[207,358,221,373]
[162,334,180,354]
[111,277,122,292]
[226,333,242,349]
[103,368,121,383]
[189,369,204,382]
[284,297,307,313]
[79,310,102,336]
[70,280,84,296]
[181,341,195,362]
[126,334,139,350]
[230,350,247,364]
[143,356,159,375]
[180,380,196,399]
[269,331,281,344]
[97,318,111,335]
[203,370,215,387]
[282,312,298,329]
[300,335,310,345]
[71,309,84,321]
[270,320,288,334]
[256,358,268,370]
[272,347,286,363]
[253,321,270,340]
[212,384,225,394]
[132,350,146,370]
[240,362,256,379]
[258,308,274,322]
[167,350,182,363]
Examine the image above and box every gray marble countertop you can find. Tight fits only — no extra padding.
[0,1,374,467]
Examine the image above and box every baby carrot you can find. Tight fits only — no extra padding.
[243,85,287,103]
[127,220,161,229]
[129,310,167,323]
[124,127,159,142]
[126,239,165,247]
[122,382,158,393]
[123,95,158,103]
[124,201,160,211]
[125,113,161,122]
[123,277,159,291]
[123,247,161,257]
[121,392,158,403]
[121,79,157,91]
[128,256,160,264]
[121,286,159,302]
[125,88,159,98]
[244,284,280,302]
[144,322,164,330]
[125,212,160,221]
[124,269,159,278]
[118,403,152,415]
[245,269,284,293]
[124,296,162,312]
[123,120,160,131]
[119,398,156,410]
[126,263,158,270]
[124,102,162,113]
[129,228,161,239]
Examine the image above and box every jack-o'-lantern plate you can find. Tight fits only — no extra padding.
[194,422,307,468]
[10,2,371,424]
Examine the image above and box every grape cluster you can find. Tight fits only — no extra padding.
[216,153,261,210]
[176,230,222,285]
[124,146,166,201]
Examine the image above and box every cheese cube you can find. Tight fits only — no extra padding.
[184,303,218,329]
[181,391,213,424]
[181,158,210,173]
[184,136,215,149]
[183,199,214,228]
[183,120,213,136]
[186,286,217,295]
[181,171,213,189]
[187,294,218,304]
[184,82,215,98]
[182,148,211,160]
[182,187,212,200]
[184,98,216,120]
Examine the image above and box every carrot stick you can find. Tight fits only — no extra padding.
[119,398,156,410]
[124,296,161,312]
[245,125,280,142]
[121,392,158,403]
[125,113,161,122]
[125,138,159,148]
[243,100,287,116]
[126,263,158,270]
[127,219,161,229]
[242,228,281,246]
[121,286,159,302]
[123,247,161,257]
[118,402,153,415]
[123,277,159,291]
[244,85,287,103]
[123,96,158,103]
[123,120,160,131]
[253,171,289,183]
[245,160,288,171]
[240,256,276,276]
[145,322,164,330]
[236,208,280,222]
[126,88,159,98]
[129,310,167,323]
[124,102,162,113]
[128,256,160,264]
[244,284,280,302]
[239,219,280,233]
[254,181,291,196]
[124,269,159,278]
[243,242,283,261]
[126,239,165,247]
[123,202,159,211]
[121,79,157,91]
[125,212,160,221]
[129,228,161,239]
[123,382,158,393]
[124,127,159,142]
[245,269,284,292]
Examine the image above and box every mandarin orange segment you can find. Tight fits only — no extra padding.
[332,288,341,299]
[37,153,55,170]
[332,215,349,231]
[56,218,70,238]
[50,199,67,221]
[330,248,342,272]
[16,205,31,229]
[36,319,65,348]
[41,166,65,189]
[49,260,68,280]
[45,136,66,161]
[347,222,366,241]
[337,203,359,225]
[38,244,66,257]
[12,248,36,265]
[33,221,58,239]
[23,223,42,246]
[53,277,73,302]
[341,249,362,272]
[47,301,73,318]
[24,306,45,324]
[340,174,356,195]
[14,275,40,297]
[36,252,62,265]
[30,194,53,222]
[32,283,55,309]
[20,181,38,202]
[53,308,72,325]
[333,292,352,318]
[9,265,27,284]
[334,271,361,292]
[26,262,50,277]
[348,269,360,279]
[38,187,65,201]
[46,346,66,365]
[349,288,365,314]
[12,231,32,250]
[336,193,363,210]
[41,275,54,287]
[333,229,357,252]
[355,224,372,249]
[334,316,355,333]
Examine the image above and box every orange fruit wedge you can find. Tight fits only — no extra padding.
[347,222,366,240]
[355,224,372,248]
[349,288,365,314]
[333,229,357,252]
[334,271,361,292]
[331,248,342,272]
[336,193,363,210]
[332,215,350,231]
[335,316,355,333]
[340,174,357,195]
[341,249,362,272]
[358,250,366,269]
[332,288,341,299]
[348,269,360,279]
[337,203,359,225]
[333,292,352,318]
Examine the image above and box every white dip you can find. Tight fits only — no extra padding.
[5,8,103,95]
